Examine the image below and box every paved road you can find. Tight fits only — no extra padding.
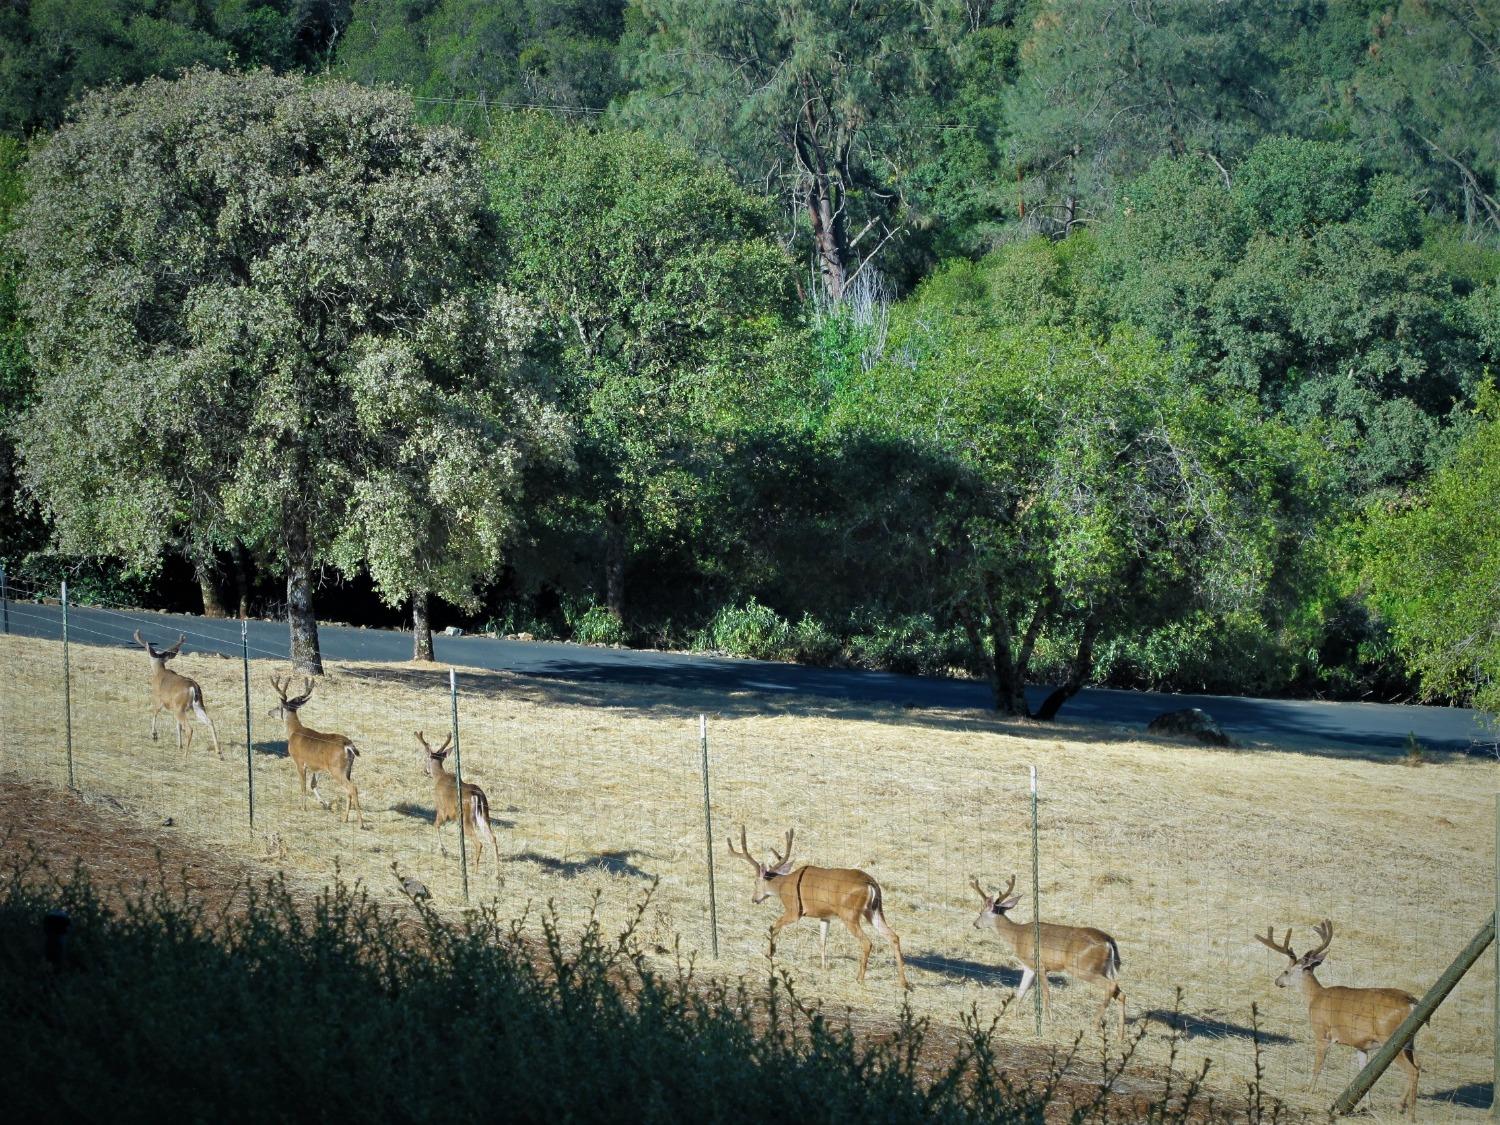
[3,598,1490,754]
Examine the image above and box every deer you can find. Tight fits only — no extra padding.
[726,827,908,990]
[1255,920,1420,1118]
[266,675,364,827]
[970,875,1125,1037]
[415,730,498,871]
[133,629,221,757]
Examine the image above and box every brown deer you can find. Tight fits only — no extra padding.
[267,675,364,827]
[133,629,221,757]
[970,875,1125,1036]
[727,827,908,989]
[415,730,498,871]
[1255,921,1419,1118]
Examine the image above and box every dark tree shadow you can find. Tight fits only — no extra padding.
[1140,1008,1295,1045]
[904,952,1021,986]
[504,849,653,881]
[253,739,289,759]
[1426,1083,1490,1110]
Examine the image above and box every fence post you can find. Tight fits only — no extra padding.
[1493,794,1498,1120]
[61,580,74,790]
[449,668,469,903]
[699,714,720,959]
[1030,763,1042,1034]
[1333,912,1496,1116]
[242,620,254,831]
[1,564,8,634]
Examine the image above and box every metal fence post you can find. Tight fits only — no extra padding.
[449,668,469,903]
[1493,794,1498,1119]
[1030,763,1042,1034]
[243,620,254,831]
[699,714,720,959]
[1,565,8,634]
[61,580,74,790]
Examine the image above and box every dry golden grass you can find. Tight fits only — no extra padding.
[1,631,1494,1121]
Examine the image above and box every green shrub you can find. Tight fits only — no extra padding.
[700,598,795,660]
[791,613,843,666]
[845,613,971,677]
[567,600,628,646]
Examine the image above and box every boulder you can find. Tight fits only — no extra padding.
[1145,707,1233,747]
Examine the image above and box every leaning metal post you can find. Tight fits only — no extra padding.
[1030,764,1042,1034]
[62,580,74,789]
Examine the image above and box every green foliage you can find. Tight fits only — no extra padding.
[0,1,350,135]
[699,598,795,662]
[0,861,1081,1123]
[334,0,627,124]
[13,69,563,660]
[1361,386,1500,715]
[567,600,629,646]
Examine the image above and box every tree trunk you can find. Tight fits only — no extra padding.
[195,558,228,619]
[285,520,323,675]
[412,590,434,662]
[604,509,626,622]
[1034,613,1104,721]
[230,542,251,620]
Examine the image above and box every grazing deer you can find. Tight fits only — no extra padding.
[415,730,498,871]
[1255,921,1420,1118]
[727,827,908,989]
[266,675,364,827]
[970,875,1125,1036]
[133,629,221,757]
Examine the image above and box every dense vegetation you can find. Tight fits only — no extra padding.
[0,1,1495,716]
[0,858,1246,1122]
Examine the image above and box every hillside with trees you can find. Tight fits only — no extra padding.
[1,0,1495,716]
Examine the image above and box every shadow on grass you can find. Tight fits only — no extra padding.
[905,951,1020,987]
[504,848,653,881]
[253,739,289,759]
[1426,1082,1491,1110]
[1139,1008,1295,1045]
[390,801,517,830]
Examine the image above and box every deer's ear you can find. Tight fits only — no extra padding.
[998,894,1021,911]
[1303,952,1326,970]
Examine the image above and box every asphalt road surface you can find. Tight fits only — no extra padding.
[3,598,1489,755]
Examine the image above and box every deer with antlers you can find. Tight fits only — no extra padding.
[267,675,364,827]
[133,629,221,757]
[727,827,908,989]
[1255,920,1420,1117]
[970,875,1125,1036]
[415,730,498,871]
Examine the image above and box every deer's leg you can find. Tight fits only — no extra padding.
[1039,966,1051,1015]
[1079,971,1125,1036]
[1015,966,1036,1003]
[295,760,309,799]
[819,919,830,969]
[203,714,222,759]
[1309,1035,1329,1090]
[346,781,364,827]
[869,909,907,991]
[1393,1045,1418,1118]
[150,704,161,741]
[842,915,873,984]
[179,709,192,753]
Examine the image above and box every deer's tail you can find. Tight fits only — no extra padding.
[1105,937,1122,978]
[190,685,210,724]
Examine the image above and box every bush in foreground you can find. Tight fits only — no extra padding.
[0,856,1257,1122]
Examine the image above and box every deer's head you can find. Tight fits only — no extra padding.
[134,629,185,664]
[415,730,453,777]
[267,674,315,719]
[1254,920,1332,987]
[969,875,1022,929]
[726,826,796,903]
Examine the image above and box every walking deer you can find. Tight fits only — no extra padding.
[970,875,1125,1036]
[267,675,364,827]
[1255,921,1420,1117]
[727,827,908,989]
[133,629,221,757]
[415,730,498,871]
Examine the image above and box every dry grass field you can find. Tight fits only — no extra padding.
[1,630,1494,1121]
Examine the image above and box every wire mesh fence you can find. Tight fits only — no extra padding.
[0,576,1494,1119]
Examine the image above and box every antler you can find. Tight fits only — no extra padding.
[769,828,795,869]
[164,633,186,657]
[1308,920,1334,961]
[998,874,1016,902]
[133,628,151,652]
[1254,925,1298,961]
[415,730,430,751]
[269,673,289,701]
[725,825,762,872]
[969,876,992,904]
[288,677,315,707]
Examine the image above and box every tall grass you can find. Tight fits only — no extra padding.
[0,853,1263,1122]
